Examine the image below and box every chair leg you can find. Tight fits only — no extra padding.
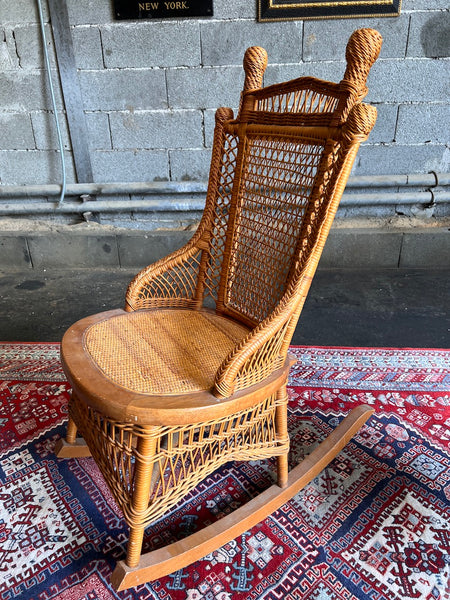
[66,416,78,444]
[125,433,157,568]
[55,396,92,458]
[276,387,289,489]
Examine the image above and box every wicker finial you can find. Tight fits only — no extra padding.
[342,28,383,98]
[243,46,268,93]
[215,106,234,125]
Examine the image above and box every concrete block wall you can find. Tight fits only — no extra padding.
[0,0,448,189]
[1,227,448,271]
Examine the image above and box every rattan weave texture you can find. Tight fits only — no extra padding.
[84,309,249,394]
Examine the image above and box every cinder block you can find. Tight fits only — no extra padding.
[110,110,203,150]
[303,15,409,62]
[169,149,211,181]
[203,109,216,147]
[0,150,76,185]
[91,149,169,182]
[72,26,104,70]
[85,113,112,150]
[0,32,19,70]
[28,234,120,269]
[101,22,201,68]
[213,0,255,19]
[118,230,192,268]
[407,0,448,7]
[407,11,450,58]
[366,59,449,103]
[167,66,243,109]
[320,229,403,268]
[0,71,64,111]
[400,229,450,268]
[396,105,450,144]
[0,236,32,269]
[0,0,48,24]
[32,110,111,151]
[353,143,448,176]
[369,104,398,144]
[31,111,71,150]
[66,0,115,25]
[80,69,167,111]
[201,20,302,66]
[14,24,57,69]
[0,113,35,149]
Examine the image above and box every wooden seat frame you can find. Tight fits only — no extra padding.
[56,28,383,591]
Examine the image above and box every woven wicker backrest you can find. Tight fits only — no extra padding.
[199,29,382,327]
[217,124,330,325]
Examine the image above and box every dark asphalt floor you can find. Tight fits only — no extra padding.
[1,267,448,348]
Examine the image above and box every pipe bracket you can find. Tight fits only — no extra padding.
[425,171,439,208]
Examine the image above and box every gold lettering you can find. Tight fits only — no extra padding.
[139,2,159,9]
[163,1,188,8]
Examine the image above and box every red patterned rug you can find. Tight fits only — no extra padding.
[0,343,449,600]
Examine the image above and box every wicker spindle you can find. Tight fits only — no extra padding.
[126,432,157,568]
[276,387,289,489]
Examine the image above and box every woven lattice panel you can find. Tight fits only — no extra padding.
[224,132,327,324]
[70,390,288,529]
[246,78,345,127]
[84,309,249,394]
[131,249,203,309]
[257,83,340,116]
[203,131,239,304]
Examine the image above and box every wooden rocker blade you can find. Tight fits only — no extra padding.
[111,404,373,591]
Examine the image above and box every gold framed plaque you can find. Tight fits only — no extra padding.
[258,0,401,21]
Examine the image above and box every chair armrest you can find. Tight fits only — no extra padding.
[214,297,299,398]
[125,237,207,311]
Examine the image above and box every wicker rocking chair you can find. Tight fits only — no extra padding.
[56,28,382,590]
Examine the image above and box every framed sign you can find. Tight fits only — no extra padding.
[114,0,213,20]
[258,0,401,21]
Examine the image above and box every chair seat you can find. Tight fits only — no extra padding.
[83,308,250,395]
[61,307,291,425]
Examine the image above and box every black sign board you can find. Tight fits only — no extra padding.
[258,0,401,21]
[114,0,213,20]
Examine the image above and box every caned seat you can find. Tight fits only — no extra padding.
[56,28,383,591]
[82,309,250,396]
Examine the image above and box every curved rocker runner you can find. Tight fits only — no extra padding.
[55,28,383,591]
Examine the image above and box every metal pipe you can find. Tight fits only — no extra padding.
[37,0,66,205]
[0,173,449,199]
[341,191,450,206]
[0,181,208,199]
[0,198,205,215]
[0,191,448,216]
[346,173,450,188]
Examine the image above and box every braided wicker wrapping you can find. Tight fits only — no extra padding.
[62,29,382,569]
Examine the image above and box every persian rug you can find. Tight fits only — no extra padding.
[0,342,448,600]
